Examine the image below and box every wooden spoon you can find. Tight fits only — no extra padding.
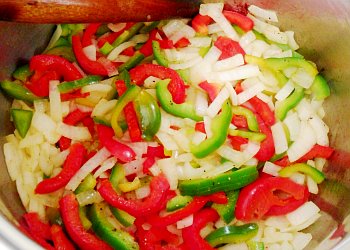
[0,0,201,23]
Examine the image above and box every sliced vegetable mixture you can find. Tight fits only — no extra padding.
[1,3,333,250]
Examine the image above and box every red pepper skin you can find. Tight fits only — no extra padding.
[115,80,142,142]
[97,174,170,217]
[297,144,334,162]
[148,192,227,227]
[231,115,249,129]
[274,156,290,167]
[235,176,307,221]
[35,143,87,194]
[129,64,187,104]
[223,10,254,32]
[30,54,82,81]
[121,46,135,56]
[50,224,76,250]
[96,124,136,162]
[142,145,167,174]
[143,156,156,174]
[174,37,190,48]
[23,212,51,241]
[18,220,55,250]
[249,97,275,127]
[214,36,245,60]
[198,81,220,102]
[229,135,248,151]
[195,122,206,134]
[139,29,158,57]
[191,14,212,34]
[60,90,89,101]
[59,136,72,151]
[72,35,108,76]
[182,208,219,250]
[97,22,135,48]
[59,194,112,250]
[81,116,95,136]
[254,114,275,162]
[82,23,101,47]
[25,70,59,97]
[266,186,310,216]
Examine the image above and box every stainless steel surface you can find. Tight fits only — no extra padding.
[0,0,350,249]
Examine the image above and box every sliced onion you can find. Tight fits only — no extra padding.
[202,161,234,178]
[247,14,267,33]
[93,157,117,178]
[292,68,315,89]
[123,158,144,176]
[130,33,149,44]
[49,80,62,123]
[19,133,44,149]
[213,54,245,71]
[271,122,288,154]
[169,56,202,70]
[92,99,117,117]
[289,173,305,185]
[262,44,283,59]
[307,176,319,194]
[32,112,60,144]
[135,185,151,199]
[207,87,229,118]
[275,81,295,101]
[44,25,63,51]
[163,20,186,37]
[57,122,91,141]
[156,131,179,151]
[208,23,222,34]
[225,82,238,106]
[107,22,126,32]
[107,41,136,61]
[83,44,97,61]
[296,99,315,121]
[208,64,261,83]
[195,90,209,116]
[177,214,193,229]
[285,31,300,50]
[264,25,288,44]
[283,112,301,142]
[248,40,270,57]
[188,37,212,48]
[248,5,278,22]
[76,190,103,206]
[170,25,196,44]
[263,161,282,177]
[81,84,112,94]
[239,31,256,49]
[237,82,265,104]
[216,145,246,166]
[66,147,111,191]
[286,201,320,226]
[192,131,207,145]
[144,76,161,88]
[177,161,213,180]
[308,115,329,146]
[158,158,178,190]
[4,142,23,181]
[168,129,190,152]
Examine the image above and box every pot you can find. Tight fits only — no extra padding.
[0,0,350,249]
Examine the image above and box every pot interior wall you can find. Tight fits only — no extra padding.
[0,0,350,248]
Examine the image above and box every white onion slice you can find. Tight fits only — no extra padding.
[188,37,212,48]
[213,54,245,71]
[263,161,282,177]
[107,41,136,61]
[49,80,62,123]
[285,31,299,50]
[275,81,295,101]
[177,215,193,229]
[225,82,238,106]
[195,90,209,116]
[271,122,288,154]
[158,158,178,190]
[283,112,300,142]
[66,147,111,191]
[93,157,117,178]
[207,87,229,118]
[135,185,151,199]
[83,45,97,61]
[107,22,126,32]
[248,5,278,22]
[208,64,261,83]
[57,123,91,141]
[237,82,265,104]
[286,201,320,226]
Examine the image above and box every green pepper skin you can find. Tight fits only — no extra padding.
[166,195,193,212]
[74,174,96,194]
[135,90,161,141]
[152,40,168,67]
[112,23,144,47]
[205,223,259,247]
[139,21,160,34]
[12,65,32,82]
[212,190,239,224]
[156,79,202,122]
[231,106,259,132]
[311,75,330,100]
[275,88,304,121]
[45,46,76,62]
[190,100,232,158]
[110,164,127,192]
[119,51,145,72]
[228,129,266,142]
[279,163,325,184]
[179,166,258,196]
[1,80,41,102]
[247,241,265,250]
[11,109,33,138]
[57,75,102,93]
[110,207,136,227]
[79,206,92,230]
[89,203,139,250]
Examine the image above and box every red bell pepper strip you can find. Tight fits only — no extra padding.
[25,70,59,97]
[249,97,275,126]
[148,192,227,227]
[198,81,220,102]
[50,224,76,250]
[30,54,82,81]
[96,124,136,162]
[97,174,170,217]
[266,186,310,216]
[254,114,275,162]
[72,35,109,76]
[35,143,87,194]
[143,156,156,174]
[191,14,213,34]
[223,10,254,32]
[235,176,308,221]
[82,116,95,136]
[115,79,142,142]
[231,115,248,129]
[182,208,219,250]
[82,23,101,47]
[59,194,113,250]
[229,135,248,151]
[142,145,167,174]
[60,90,89,101]
[97,22,135,48]
[139,29,159,57]
[58,136,72,151]
[121,46,135,56]
[174,37,191,48]
[195,122,206,134]
[18,220,55,250]
[274,156,290,167]
[214,36,246,60]
[129,64,187,104]
[23,212,51,241]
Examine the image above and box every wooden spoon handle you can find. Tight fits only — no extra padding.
[0,0,201,23]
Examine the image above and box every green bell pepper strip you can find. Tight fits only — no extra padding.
[89,203,139,250]
[190,100,232,158]
[311,74,330,100]
[205,223,259,247]
[279,163,325,184]
[275,88,304,121]
[228,129,266,142]
[11,109,33,138]
[79,206,92,230]
[99,42,115,55]
[0,80,41,102]
[12,65,32,82]
[57,75,102,93]
[139,21,160,34]
[166,195,193,212]
[112,23,144,48]
[134,90,161,141]
[212,190,239,224]
[74,173,96,194]
[178,166,259,196]
[156,79,202,121]
[111,85,142,137]
[231,106,259,132]
[110,207,136,227]
[117,69,131,87]
[109,164,127,193]
[45,46,76,62]
[152,40,168,67]
[118,51,145,72]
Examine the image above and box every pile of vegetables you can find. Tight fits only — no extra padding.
[1,3,333,250]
